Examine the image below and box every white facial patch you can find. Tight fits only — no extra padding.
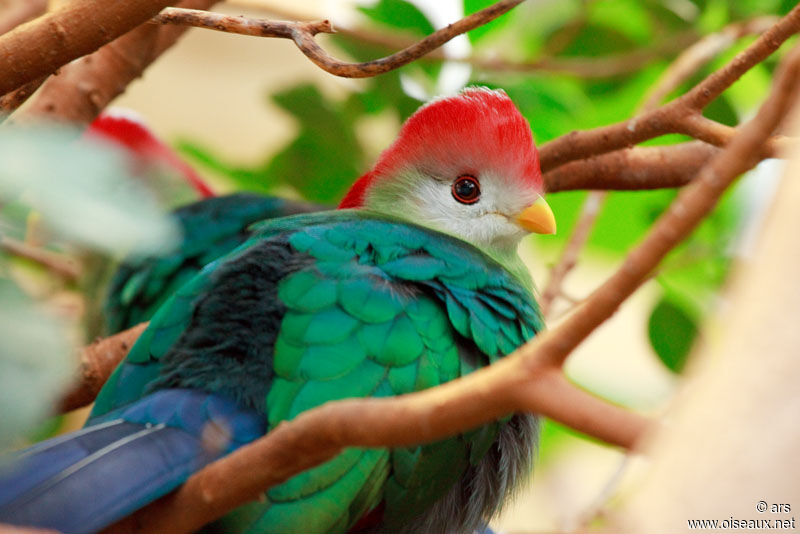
[365,168,540,253]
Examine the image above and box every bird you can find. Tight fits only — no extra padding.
[0,87,556,533]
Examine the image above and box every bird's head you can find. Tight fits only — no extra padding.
[339,87,555,260]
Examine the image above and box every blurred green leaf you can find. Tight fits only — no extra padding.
[697,0,729,33]
[702,94,739,126]
[561,24,637,57]
[358,0,434,37]
[0,127,179,256]
[0,279,72,449]
[648,293,700,373]
[589,0,654,44]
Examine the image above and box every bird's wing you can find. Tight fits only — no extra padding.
[0,389,265,534]
[104,193,324,333]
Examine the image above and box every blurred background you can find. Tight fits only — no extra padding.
[1,1,796,532]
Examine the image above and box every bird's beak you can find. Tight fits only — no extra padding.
[516,197,556,235]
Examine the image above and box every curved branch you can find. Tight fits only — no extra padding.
[227,1,701,79]
[0,0,176,96]
[153,0,525,78]
[108,359,648,533]
[536,42,800,369]
[151,8,334,39]
[539,4,800,172]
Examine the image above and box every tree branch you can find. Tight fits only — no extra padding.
[0,235,80,281]
[536,41,800,368]
[538,14,776,318]
[59,323,148,413]
[230,1,700,79]
[150,0,525,78]
[543,141,720,192]
[539,4,800,172]
[639,16,779,111]
[151,7,334,39]
[108,359,648,533]
[0,0,179,97]
[538,191,606,317]
[8,0,219,127]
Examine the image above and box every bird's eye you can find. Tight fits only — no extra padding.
[451,175,480,204]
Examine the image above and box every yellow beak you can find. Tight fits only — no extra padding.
[516,197,556,235]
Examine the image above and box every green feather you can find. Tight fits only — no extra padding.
[279,309,360,345]
[371,314,424,367]
[287,359,387,419]
[294,336,367,381]
[337,277,403,323]
[277,269,338,312]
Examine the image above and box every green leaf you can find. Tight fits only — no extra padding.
[588,0,654,44]
[0,127,179,256]
[0,279,73,450]
[358,0,434,37]
[647,294,699,373]
[702,94,738,127]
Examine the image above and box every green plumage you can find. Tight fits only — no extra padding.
[103,193,322,333]
[93,209,543,533]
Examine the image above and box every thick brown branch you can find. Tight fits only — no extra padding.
[543,141,719,192]
[108,357,648,533]
[59,323,148,413]
[9,0,218,127]
[0,0,177,96]
[539,5,800,172]
[154,0,525,78]
[0,76,45,115]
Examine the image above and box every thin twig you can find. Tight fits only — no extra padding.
[539,191,606,317]
[150,7,334,39]
[0,235,80,280]
[228,0,699,78]
[152,0,526,78]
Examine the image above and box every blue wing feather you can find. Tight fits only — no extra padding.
[0,389,265,534]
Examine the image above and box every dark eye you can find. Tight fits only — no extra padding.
[451,175,480,204]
